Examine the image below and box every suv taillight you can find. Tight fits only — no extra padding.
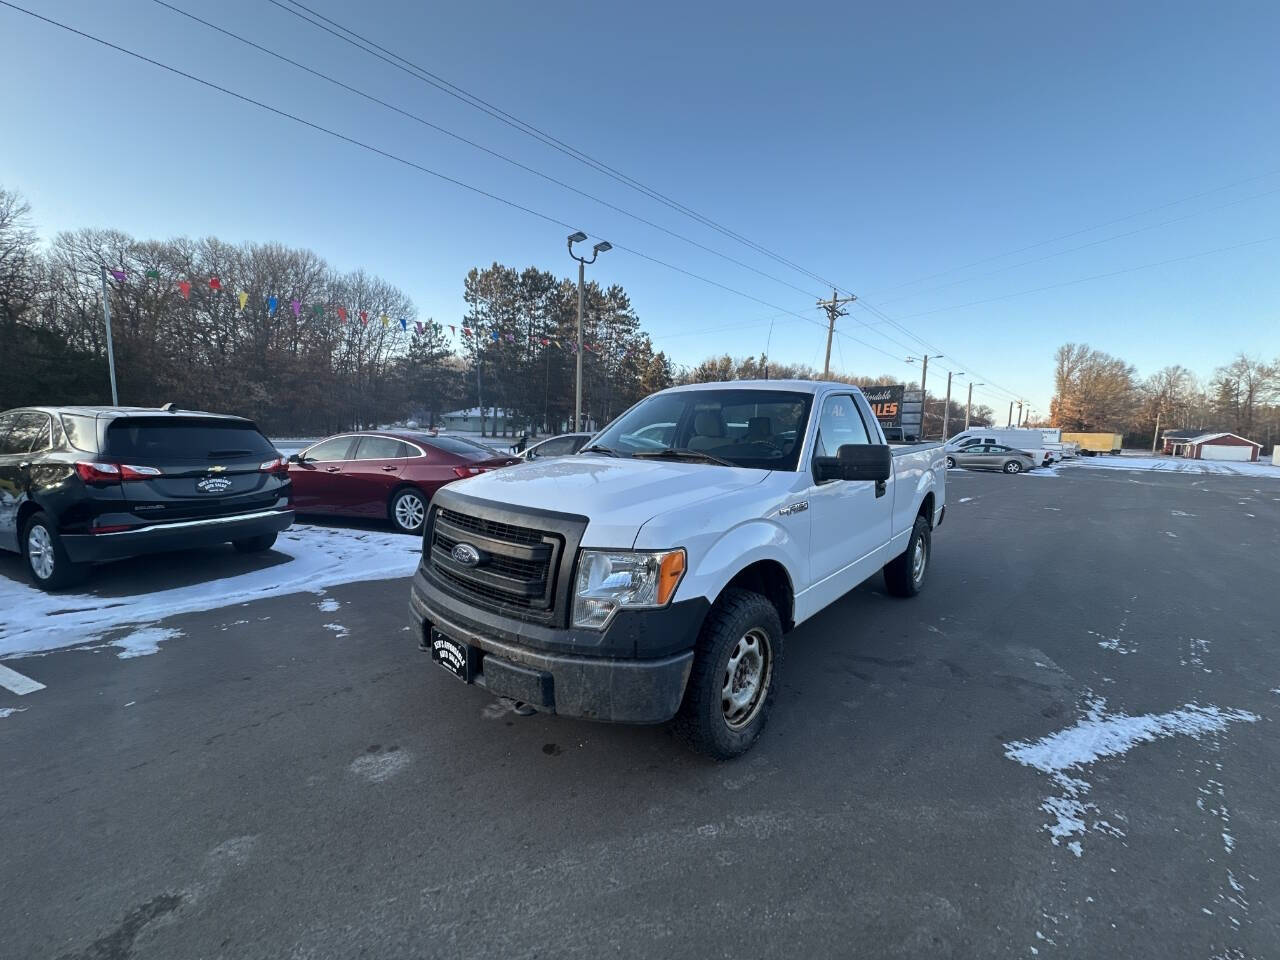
[259,456,290,476]
[75,461,161,484]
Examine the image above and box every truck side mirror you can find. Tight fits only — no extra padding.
[813,444,891,482]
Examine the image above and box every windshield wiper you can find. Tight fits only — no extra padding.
[579,443,618,457]
[632,447,734,467]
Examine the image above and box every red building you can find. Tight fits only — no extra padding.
[1170,432,1261,462]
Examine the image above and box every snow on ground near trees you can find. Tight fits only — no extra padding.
[1067,454,1280,478]
[0,524,421,659]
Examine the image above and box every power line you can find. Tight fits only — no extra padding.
[874,184,1280,307]
[147,0,823,302]
[866,165,1280,298]
[0,2,909,368]
[266,0,844,293]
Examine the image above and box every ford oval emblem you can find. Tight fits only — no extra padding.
[451,542,481,567]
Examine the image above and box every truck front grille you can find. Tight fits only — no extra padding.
[428,507,561,614]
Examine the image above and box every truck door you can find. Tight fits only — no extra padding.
[805,393,894,597]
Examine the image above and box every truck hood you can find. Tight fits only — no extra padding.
[449,456,770,547]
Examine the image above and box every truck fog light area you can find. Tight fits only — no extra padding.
[572,549,686,629]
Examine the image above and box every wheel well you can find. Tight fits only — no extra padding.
[918,492,935,527]
[15,501,41,547]
[724,560,794,632]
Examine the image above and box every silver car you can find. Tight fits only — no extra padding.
[946,443,1036,474]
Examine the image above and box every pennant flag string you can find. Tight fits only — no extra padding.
[267,296,278,315]
[209,276,222,291]
[291,299,301,317]
[178,280,191,300]
[237,291,249,311]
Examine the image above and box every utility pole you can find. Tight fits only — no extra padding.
[965,382,983,430]
[1007,401,1014,427]
[99,265,120,405]
[906,355,942,437]
[1016,400,1024,427]
[942,371,962,441]
[1152,406,1162,454]
[817,288,856,379]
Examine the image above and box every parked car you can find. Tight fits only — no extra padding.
[0,405,294,590]
[945,443,1036,473]
[409,380,945,758]
[287,431,518,534]
[518,433,592,460]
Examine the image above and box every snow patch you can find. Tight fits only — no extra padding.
[1066,456,1280,478]
[1171,510,1196,517]
[317,597,341,613]
[1165,531,1178,538]
[349,749,409,783]
[0,706,27,719]
[1005,695,1258,854]
[111,627,184,659]
[323,623,349,638]
[0,524,421,658]
[958,497,974,503]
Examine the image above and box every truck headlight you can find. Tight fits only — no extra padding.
[572,549,686,629]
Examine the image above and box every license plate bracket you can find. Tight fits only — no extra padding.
[430,628,477,683]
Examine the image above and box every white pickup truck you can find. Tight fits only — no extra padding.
[409,380,945,757]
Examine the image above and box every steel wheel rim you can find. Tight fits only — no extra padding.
[911,534,927,584]
[721,627,772,730]
[27,525,54,580]
[395,492,425,531]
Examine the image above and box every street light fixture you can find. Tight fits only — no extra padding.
[568,231,610,432]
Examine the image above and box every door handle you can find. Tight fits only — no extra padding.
[325,466,341,473]
[381,465,398,472]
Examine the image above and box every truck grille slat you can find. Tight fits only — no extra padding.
[429,507,560,614]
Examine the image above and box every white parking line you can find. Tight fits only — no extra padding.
[0,663,46,696]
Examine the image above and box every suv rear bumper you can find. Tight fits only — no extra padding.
[62,508,294,562]
[410,566,704,724]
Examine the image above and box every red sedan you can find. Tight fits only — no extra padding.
[287,431,518,533]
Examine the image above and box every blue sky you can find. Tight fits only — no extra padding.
[2,0,1278,416]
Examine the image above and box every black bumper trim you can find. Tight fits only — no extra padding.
[417,599,694,724]
[63,509,294,562]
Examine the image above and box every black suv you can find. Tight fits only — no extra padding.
[0,405,294,589]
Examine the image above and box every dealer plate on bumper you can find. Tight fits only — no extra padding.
[430,628,477,683]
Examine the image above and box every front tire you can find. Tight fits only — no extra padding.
[1003,459,1023,474]
[674,588,783,760]
[23,511,87,591]
[232,532,278,553]
[390,488,427,534]
[884,514,930,598]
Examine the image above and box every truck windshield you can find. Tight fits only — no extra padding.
[591,389,813,470]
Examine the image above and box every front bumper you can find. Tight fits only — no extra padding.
[410,565,705,724]
[63,508,294,562]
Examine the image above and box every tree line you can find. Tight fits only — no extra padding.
[1050,342,1280,450]
[0,186,672,437]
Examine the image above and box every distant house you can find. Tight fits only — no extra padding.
[440,407,507,433]
[1169,432,1261,463]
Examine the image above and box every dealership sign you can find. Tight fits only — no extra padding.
[864,385,905,426]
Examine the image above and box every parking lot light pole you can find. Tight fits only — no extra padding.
[965,382,983,430]
[568,232,610,432]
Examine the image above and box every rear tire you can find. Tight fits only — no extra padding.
[390,488,427,534]
[945,456,956,469]
[884,514,930,598]
[232,532,277,553]
[673,588,783,760]
[1003,460,1023,474]
[22,511,87,591]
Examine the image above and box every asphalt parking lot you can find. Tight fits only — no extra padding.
[2,464,1278,959]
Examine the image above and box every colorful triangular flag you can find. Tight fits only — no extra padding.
[209,276,221,291]
[177,280,191,299]
[237,290,248,311]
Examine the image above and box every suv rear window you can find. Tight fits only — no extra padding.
[104,417,276,463]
